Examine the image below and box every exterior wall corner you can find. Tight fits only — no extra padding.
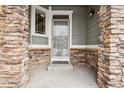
[98,5,124,88]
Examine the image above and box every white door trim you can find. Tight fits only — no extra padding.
[50,10,73,62]
[50,10,73,48]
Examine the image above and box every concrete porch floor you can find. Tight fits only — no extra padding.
[22,63,98,88]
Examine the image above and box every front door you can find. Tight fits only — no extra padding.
[51,19,70,62]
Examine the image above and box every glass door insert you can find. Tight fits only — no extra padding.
[52,19,70,61]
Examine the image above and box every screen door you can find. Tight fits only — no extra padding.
[52,20,69,60]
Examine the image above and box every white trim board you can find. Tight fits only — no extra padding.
[86,45,99,48]
[71,45,99,48]
[51,56,70,62]
[71,45,86,48]
[29,45,99,49]
[29,45,51,49]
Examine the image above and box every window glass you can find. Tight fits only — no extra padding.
[35,9,45,34]
[53,15,69,19]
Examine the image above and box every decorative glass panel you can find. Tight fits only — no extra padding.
[35,9,45,34]
[53,21,69,56]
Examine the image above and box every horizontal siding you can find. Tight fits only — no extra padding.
[86,6,99,45]
[32,36,48,45]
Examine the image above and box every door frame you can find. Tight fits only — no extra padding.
[50,10,73,62]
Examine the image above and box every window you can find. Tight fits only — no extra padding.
[53,15,69,19]
[35,9,45,34]
[31,6,48,37]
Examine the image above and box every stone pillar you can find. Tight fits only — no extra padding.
[0,5,29,87]
[98,5,124,88]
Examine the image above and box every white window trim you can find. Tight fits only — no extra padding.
[29,45,99,49]
[31,5,49,39]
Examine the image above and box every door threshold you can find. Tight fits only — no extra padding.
[51,56,70,61]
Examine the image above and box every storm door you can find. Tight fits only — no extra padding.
[51,17,70,61]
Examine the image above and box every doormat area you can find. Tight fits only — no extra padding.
[52,61,69,64]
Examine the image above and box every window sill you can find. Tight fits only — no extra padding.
[31,33,49,37]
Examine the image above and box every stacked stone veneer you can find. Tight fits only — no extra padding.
[86,49,98,72]
[0,5,29,87]
[28,48,51,68]
[97,5,124,88]
[70,49,87,65]
[69,48,98,73]
[28,48,98,72]
[28,48,86,66]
